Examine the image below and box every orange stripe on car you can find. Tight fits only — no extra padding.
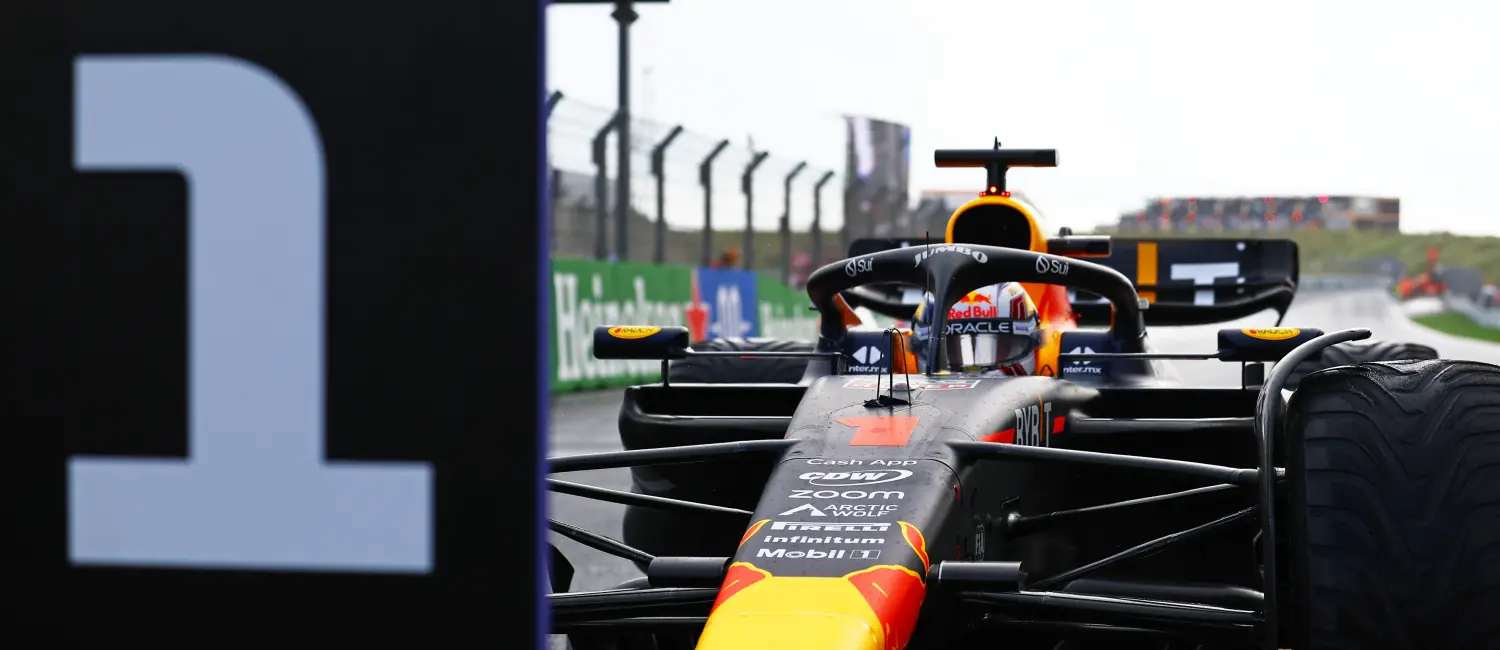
[981,429,1015,444]
[1137,241,1158,303]
[738,520,769,548]
[899,522,929,573]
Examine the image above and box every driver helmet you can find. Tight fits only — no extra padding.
[912,282,1042,376]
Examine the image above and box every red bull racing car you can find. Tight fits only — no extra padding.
[546,145,1500,650]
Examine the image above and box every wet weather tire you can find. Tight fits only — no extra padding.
[1283,340,1437,390]
[1285,359,1500,650]
[667,337,814,384]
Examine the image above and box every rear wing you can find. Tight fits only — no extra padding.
[844,236,1300,327]
[1067,238,1300,327]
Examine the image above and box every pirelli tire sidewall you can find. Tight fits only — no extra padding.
[1285,359,1500,649]
[1283,340,1437,390]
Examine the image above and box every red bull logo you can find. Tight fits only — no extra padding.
[947,291,997,320]
[698,523,931,650]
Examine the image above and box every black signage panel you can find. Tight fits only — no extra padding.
[1,0,544,644]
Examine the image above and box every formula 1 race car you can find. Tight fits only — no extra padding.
[545,145,1499,650]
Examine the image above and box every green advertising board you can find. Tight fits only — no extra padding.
[755,272,820,340]
[548,259,820,392]
[549,259,693,391]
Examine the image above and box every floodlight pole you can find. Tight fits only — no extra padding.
[698,139,730,267]
[812,170,835,267]
[741,151,770,270]
[612,0,638,261]
[650,125,684,264]
[780,161,807,284]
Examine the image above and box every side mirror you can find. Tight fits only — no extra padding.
[1217,327,1326,362]
[592,325,691,360]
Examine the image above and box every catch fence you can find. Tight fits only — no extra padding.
[546,92,853,287]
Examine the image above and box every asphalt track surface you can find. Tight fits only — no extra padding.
[546,289,1500,614]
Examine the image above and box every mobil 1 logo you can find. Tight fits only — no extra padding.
[756,548,882,560]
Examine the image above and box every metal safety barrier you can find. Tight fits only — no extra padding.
[1299,275,1392,292]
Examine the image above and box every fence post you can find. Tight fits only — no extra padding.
[545,91,564,253]
[650,125,684,264]
[591,112,623,260]
[741,151,770,270]
[698,139,730,267]
[780,161,807,284]
[550,169,562,253]
[813,170,835,267]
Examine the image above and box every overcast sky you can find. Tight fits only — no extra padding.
[547,0,1500,236]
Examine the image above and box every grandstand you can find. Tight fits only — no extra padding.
[1114,195,1400,233]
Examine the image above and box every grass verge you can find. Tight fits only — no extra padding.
[1411,311,1500,343]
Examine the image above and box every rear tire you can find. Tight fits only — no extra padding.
[1283,340,1437,390]
[1285,359,1500,650]
[667,337,813,384]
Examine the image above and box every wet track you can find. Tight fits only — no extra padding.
[546,288,1500,603]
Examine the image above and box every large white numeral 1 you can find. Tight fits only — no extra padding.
[69,55,433,573]
[1169,262,1241,306]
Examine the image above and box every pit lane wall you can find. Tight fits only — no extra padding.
[550,258,820,391]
